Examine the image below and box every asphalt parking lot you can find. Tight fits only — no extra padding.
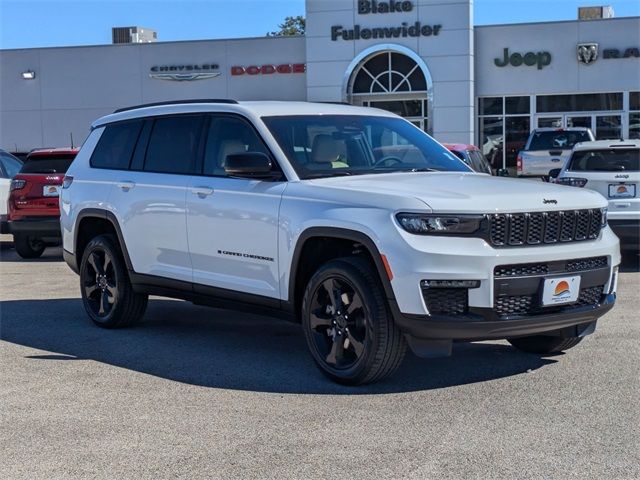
[1,235,638,480]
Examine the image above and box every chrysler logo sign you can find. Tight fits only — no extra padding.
[149,63,221,81]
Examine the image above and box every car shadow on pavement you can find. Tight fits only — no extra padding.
[620,251,640,273]
[0,297,558,395]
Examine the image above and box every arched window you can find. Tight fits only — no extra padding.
[345,47,432,132]
[351,52,427,94]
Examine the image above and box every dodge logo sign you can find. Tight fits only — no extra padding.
[577,43,598,65]
[231,64,306,76]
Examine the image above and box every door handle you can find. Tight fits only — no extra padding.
[117,181,135,191]
[191,186,214,198]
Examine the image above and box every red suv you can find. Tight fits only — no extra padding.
[8,148,78,258]
[443,143,493,175]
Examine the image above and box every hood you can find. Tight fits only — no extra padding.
[308,172,607,213]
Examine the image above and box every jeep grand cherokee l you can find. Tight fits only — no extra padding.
[60,100,620,385]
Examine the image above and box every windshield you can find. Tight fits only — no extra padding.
[568,148,640,172]
[262,115,471,179]
[527,131,592,151]
[20,155,75,174]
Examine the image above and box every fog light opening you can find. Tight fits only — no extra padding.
[421,280,480,289]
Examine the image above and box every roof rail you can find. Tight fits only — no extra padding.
[113,99,239,114]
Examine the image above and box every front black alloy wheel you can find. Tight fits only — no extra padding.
[308,276,367,370]
[80,234,147,328]
[302,257,407,385]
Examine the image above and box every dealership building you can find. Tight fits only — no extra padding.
[1,0,639,169]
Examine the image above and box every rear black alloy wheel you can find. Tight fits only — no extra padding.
[80,234,147,328]
[13,233,46,258]
[302,257,407,385]
[83,247,117,318]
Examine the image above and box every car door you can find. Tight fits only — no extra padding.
[186,114,286,300]
[107,114,206,283]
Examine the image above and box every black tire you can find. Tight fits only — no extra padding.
[301,256,407,385]
[13,234,45,258]
[508,335,583,354]
[79,234,148,328]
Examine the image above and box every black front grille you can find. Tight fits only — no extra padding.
[576,286,604,306]
[494,285,604,317]
[566,256,608,272]
[494,256,608,278]
[488,209,603,247]
[422,288,468,315]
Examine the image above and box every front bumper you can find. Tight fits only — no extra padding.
[391,293,615,342]
[8,216,62,238]
[609,219,639,249]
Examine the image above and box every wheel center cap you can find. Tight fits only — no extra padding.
[98,277,108,289]
[336,316,347,329]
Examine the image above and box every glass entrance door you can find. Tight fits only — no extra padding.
[362,99,428,131]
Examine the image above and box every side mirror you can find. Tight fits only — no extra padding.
[224,152,281,180]
[548,168,561,179]
[496,168,510,177]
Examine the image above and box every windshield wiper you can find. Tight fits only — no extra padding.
[409,167,440,172]
[304,171,353,179]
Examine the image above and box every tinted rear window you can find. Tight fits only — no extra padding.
[20,155,75,174]
[91,120,144,169]
[144,115,205,174]
[528,131,592,151]
[568,149,640,172]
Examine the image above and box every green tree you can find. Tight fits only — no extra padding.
[267,15,305,36]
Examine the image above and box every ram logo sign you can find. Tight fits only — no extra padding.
[577,43,599,65]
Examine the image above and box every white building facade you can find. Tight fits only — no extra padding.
[1,0,639,170]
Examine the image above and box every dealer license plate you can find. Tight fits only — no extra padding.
[541,275,581,306]
[43,185,61,197]
[608,183,636,199]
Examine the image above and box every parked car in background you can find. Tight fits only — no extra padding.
[517,128,595,178]
[552,140,639,250]
[8,148,78,258]
[0,150,24,233]
[444,143,492,174]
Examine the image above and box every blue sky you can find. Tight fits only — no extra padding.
[0,0,639,49]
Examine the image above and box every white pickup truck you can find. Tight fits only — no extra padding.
[517,128,595,178]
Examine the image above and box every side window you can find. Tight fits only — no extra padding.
[90,120,143,170]
[0,153,23,178]
[144,115,205,174]
[203,116,271,176]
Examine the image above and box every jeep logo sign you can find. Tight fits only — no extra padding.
[494,48,552,70]
[231,64,306,76]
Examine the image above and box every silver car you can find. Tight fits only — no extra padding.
[517,128,595,178]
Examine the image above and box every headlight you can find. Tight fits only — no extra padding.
[396,213,483,235]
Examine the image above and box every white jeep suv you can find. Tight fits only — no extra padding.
[61,100,620,385]
[553,140,639,250]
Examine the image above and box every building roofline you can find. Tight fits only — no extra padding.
[0,33,304,53]
[475,15,640,29]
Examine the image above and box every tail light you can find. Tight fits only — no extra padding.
[555,177,588,187]
[10,179,26,191]
[516,154,522,172]
[62,176,74,189]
